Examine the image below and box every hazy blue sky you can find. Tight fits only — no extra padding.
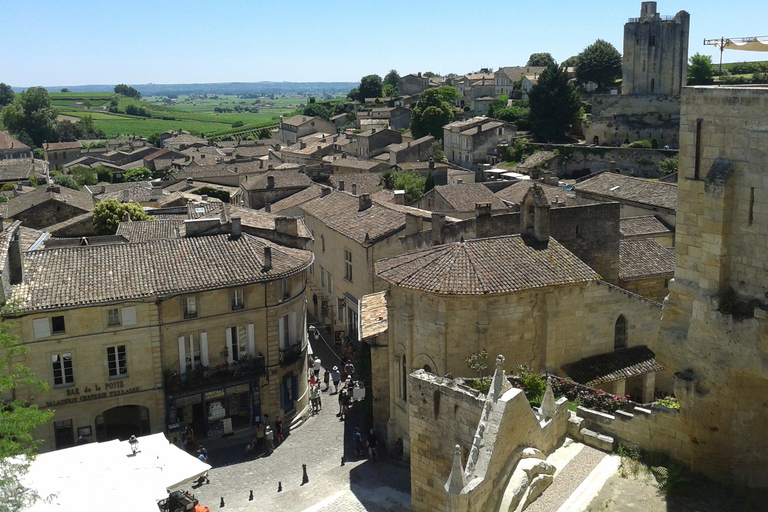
[3,0,767,87]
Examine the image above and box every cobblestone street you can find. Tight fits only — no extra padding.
[171,325,410,511]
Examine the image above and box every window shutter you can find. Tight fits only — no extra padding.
[188,335,196,370]
[33,318,50,338]
[291,375,298,403]
[289,311,297,345]
[246,323,255,358]
[178,336,186,374]
[200,332,209,367]
[279,316,286,350]
[121,306,137,326]
[225,328,234,364]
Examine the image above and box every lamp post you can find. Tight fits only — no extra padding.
[129,435,139,455]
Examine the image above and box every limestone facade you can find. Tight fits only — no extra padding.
[657,85,768,488]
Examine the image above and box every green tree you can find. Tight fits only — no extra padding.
[382,83,397,98]
[60,88,70,93]
[527,53,556,67]
[1,87,57,147]
[561,56,580,68]
[359,74,383,100]
[657,155,678,176]
[93,199,154,235]
[430,141,445,161]
[575,39,622,89]
[191,186,230,202]
[393,170,426,203]
[52,174,81,190]
[0,83,15,107]
[424,171,435,193]
[114,83,141,99]
[124,167,152,182]
[688,53,716,85]
[0,316,55,510]
[384,69,400,88]
[528,64,582,142]
[302,102,330,120]
[346,87,360,102]
[147,132,162,147]
[411,88,458,140]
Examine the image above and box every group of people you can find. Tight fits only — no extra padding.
[353,426,379,461]
[245,415,284,456]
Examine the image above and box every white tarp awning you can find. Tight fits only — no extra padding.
[21,433,210,511]
[718,39,768,52]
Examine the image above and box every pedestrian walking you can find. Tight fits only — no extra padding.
[367,429,379,461]
[331,366,341,394]
[316,384,323,410]
[274,417,284,445]
[265,425,275,455]
[339,389,349,420]
[353,427,364,457]
[323,369,331,391]
[344,359,355,381]
[313,356,322,377]
[255,422,265,448]
[310,384,320,414]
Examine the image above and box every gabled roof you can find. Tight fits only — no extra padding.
[496,181,564,205]
[282,115,319,127]
[241,170,313,191]
[376,235,600,295]
[0,160,39,181]
[430,183,507,212]
[0,131,29,151]
[4,186,94,218]
[10,233,313,312]
[495,66,547,82]
[619,216,672,238]
[116,219,186,242]
[575,172,677,211]
[562,346,664,386]
[619,239,675,280]
[266,184,326,214]
[43,141,82,151]
[329,173,383,196]
[360,291,388,340]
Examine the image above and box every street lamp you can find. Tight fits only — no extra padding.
[129,435,139,455]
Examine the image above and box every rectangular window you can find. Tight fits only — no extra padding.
[344,249,353,281]
[338,298,346,324]
[183,296,197,318]
[228,327,240,362]
[107,308,120,326]
[52,353,74,386]
[51,316,66,334]
[231,288,244,310]
[282,280,289,299]
[107,345,128,378]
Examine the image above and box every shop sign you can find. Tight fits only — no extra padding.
[46,380,142,407]
[205,389,225,400]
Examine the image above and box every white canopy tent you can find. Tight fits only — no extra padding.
[716,38,768,52]
[21,433,210,511]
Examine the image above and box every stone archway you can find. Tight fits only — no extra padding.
[96,405,150,442]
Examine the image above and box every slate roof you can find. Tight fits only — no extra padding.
[619,239,675,280]
[10,233,313,312]
[575,172,677,211]
[376,235,600,295]
[360,291,388,340]
[240,170,313,191]
[561,346,664,386]
[619,216,672,238]
[329,173,383,196]
[0,131,29,151]
[430,183,507,211]
[496,181,564,205]
[300,191,408,245]
[4,186,94,218]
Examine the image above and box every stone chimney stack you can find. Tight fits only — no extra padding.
[475,202,492,217]
[231,217,241,237]
[263,246,272,270]
[267,175,275,189]
[431,213,446,245]
[320,187,331,197]
[405,213,422,236]
[393,190,405,205]
[264,203,271,213]
[610,161,617,173]
[358,193,372,211]
[122,189,130,202]
[275,217,299,237]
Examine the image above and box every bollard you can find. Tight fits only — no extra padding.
[277,482,282,492]
[302,464,309,484]
[341,456,345,466]
[249,490,253,501]
[220,497,225,508]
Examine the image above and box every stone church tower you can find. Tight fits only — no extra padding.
[622,2,690,95]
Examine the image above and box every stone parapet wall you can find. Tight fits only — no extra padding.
[582,94,682,147]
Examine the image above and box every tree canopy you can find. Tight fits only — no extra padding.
[302,102,330,120]
[359,74,383,100]
[687,53,715,85]
[379,170,426,203]
[528,64,582,142]
[55,114,105,142]
[575,39,622,89]
[0,316,55,509]
[114,83,141,99]
[0,83,14,107]
[410,87,458,140]
[124,167,153,182]
[384,69,401,88]
[527,53,556,67]
[93,199,155,235]
[1,87,58,147]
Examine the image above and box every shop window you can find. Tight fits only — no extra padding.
[52,353,74,387]
[183,296,197,318]
[231,288,244,310]
[614,315,627,350]
[54,419,74,449]
[107,345,128,378]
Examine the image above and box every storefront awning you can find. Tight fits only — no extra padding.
[561,346,664,387]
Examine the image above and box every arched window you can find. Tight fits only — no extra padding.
[423,364,432,373]
[401,355,408,402]
[614,315,627,350]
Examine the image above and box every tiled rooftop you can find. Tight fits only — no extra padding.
[619,239,675,280]
[575,172,677,211]
[376,235,599,295]
[267,185,326,214]
[496,181,564,205]
[360,291,388,340]
[619,216,672,238]
[117,219,186,242]
[431,183,508,211]
[329,173,383,196]
[562,346,664,386]
[4,186,94,218]
[0,131,30,151]
[240,170,313,191]
[11,233,313,312]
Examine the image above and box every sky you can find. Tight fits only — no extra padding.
[3,0,768,88]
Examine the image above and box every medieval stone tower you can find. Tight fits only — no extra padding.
[622,2,690,95]
[657,85,768,488]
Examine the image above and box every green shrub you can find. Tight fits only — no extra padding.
[53,174,81,191]
[512,365,547,407]
[623,137,631,145]
[627,140,652,149]
[1,183,15,192]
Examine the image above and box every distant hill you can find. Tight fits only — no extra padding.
[14,82,357,96]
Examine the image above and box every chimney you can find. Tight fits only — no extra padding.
[267,175,275,189]
[299,141,306,150]
[475,202,492,217]
[123,211,131,222]
[371,128,376,134]
[8,229,24,285]
[610,161,617,173]
[151,183,162,200]
[231,217,242,237]
[457,179,463,184]
[201,195,209,202]
[407,141,411,148]
[430,213,446,245]
[263,246,272,270]
[339,180,345,192]
[46,185,61,193]
[405,213,422,236]
[341,152,347,159]
[358,193,372,211]
[122,189,130,202]
[264,203,271,213]
[186,177,193,185]
[275,216,298,237]
[393,190,405,205]
[320,187,331,197]
[351,183,357,195]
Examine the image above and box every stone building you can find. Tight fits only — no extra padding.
[375,187,665,456]
[1,220,313,452]
[0,131,32,160]
[43,141,82,171]
[409,183,508,219]
[239,170,313,209]
[2,185,95,230]
[277,115,335,145]
[622,2,690,96]
[656,85,768,488]
[443,117,516,173]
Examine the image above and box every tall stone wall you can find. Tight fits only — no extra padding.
[582,94,682,148]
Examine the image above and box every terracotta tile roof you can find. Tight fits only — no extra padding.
[0,131,29,151]
[224,204,312,239]
[240,170,313,191]
[268,185,326,214]
[0,160,38,181]
[4,186,94,218]
[117,219,186,242]
[42,141,82,151]
[619,239,675,280]
[360,291,388,340]
[561,346,664,386]
[575,172,677,211]
[300,191,408,245]
[496,66,547,82]
[97,182,159,203]
[376,235,599,295]
[328,158,385,172]
[282,115,318,127]
[431,183,508,212]
[619,216,672,238]
[10,233,313,312]
[329,173,383,196]
[496,181,564,205]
